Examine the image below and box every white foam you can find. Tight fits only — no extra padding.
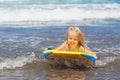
[0,52,35,69]
[0,4,120,26]
[95,56,119,67]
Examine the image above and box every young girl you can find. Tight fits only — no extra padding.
[55,26,97,59]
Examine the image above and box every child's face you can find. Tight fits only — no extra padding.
[67,32,79,48]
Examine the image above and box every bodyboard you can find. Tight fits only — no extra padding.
[43,50,96,63]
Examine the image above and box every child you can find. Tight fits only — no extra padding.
[55,26,97,59]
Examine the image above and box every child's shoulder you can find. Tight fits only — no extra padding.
[78,46,85,52]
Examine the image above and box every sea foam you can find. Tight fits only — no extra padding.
[0,4,120,26]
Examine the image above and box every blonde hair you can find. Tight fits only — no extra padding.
[66,26,85,47]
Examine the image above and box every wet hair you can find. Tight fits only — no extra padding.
[66,26,85,47]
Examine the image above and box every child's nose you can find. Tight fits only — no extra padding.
[71,39,75,42]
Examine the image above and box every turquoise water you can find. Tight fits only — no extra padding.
[0,0,120,5]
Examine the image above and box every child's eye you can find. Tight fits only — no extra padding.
[74,39,78,41]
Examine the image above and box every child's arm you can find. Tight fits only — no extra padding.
[54,41,66,50]
[84,47,98,59]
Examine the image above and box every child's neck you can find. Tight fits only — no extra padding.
[69,46,78,51]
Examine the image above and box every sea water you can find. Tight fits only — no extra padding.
[0,0,120,80]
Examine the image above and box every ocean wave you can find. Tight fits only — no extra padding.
[0,4,120,26]
[0,52,36,69]
[0,50,119,70]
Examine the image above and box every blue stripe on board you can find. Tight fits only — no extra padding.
[43,52,53,58]
[81,54,96,62]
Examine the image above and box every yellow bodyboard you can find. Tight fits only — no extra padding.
[43,50,96,62]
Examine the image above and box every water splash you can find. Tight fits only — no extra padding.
[0,52,36,69]
[46,58,95,69]
[95,56,119,67]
